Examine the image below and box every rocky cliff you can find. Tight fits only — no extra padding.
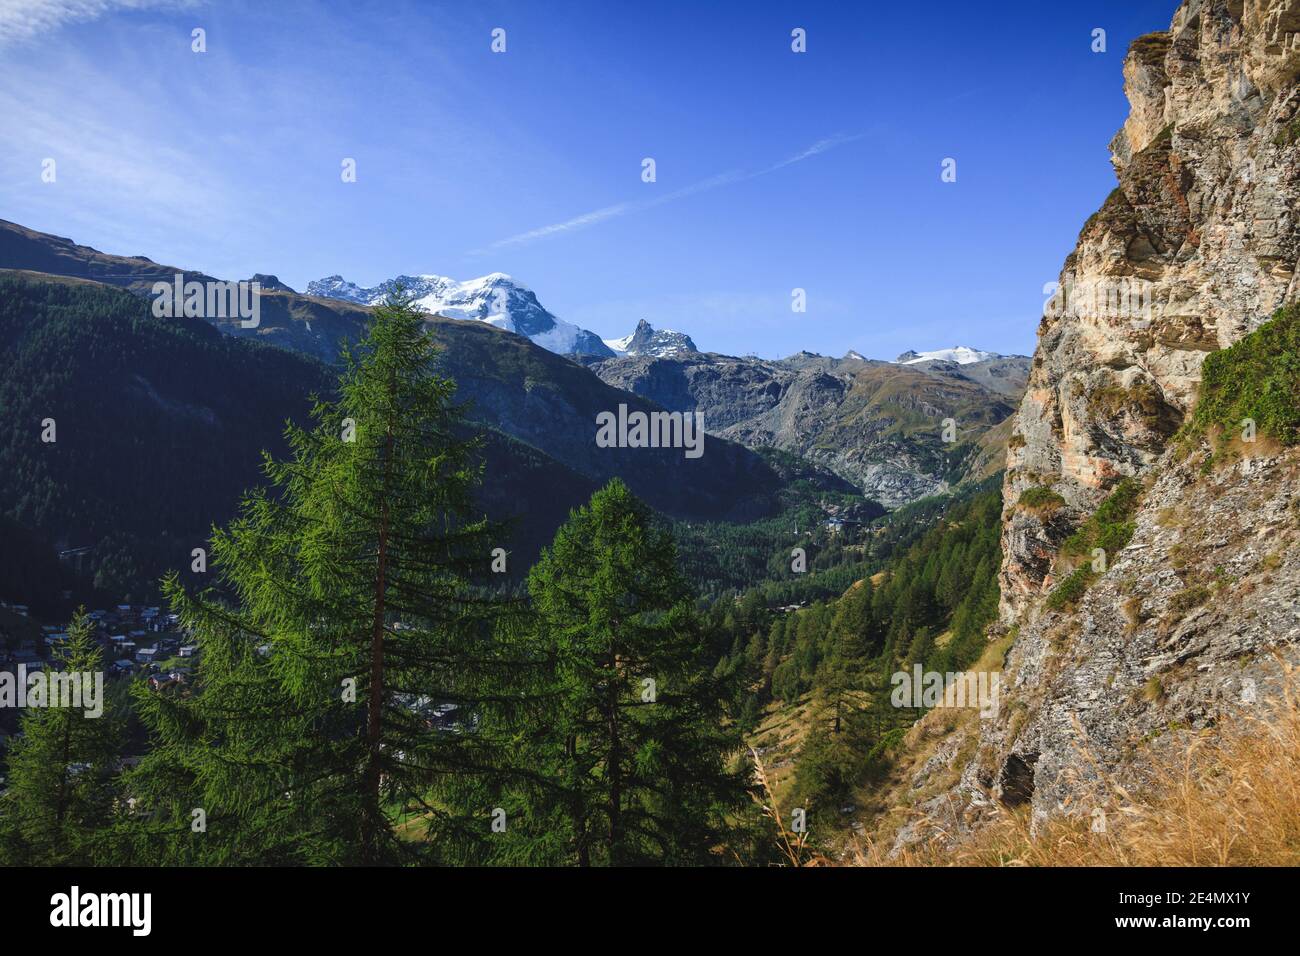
[900,0,1300,848]
[1001,0,1300,618]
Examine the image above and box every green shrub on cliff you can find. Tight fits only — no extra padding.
[1017,486,1066,511]
[1061,477,1143,559]
[1046,567,1094,611]
[1187,304,1300,447]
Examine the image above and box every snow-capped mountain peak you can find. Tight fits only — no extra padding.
[304,272,613,357]
[894,345,1001,365]
[603,319,698,358]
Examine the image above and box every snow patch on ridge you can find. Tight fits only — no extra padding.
[894,346,1001,365]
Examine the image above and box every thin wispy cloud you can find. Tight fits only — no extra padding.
[0,0,195,46]
[474,133,863,254]
[0,37,256,276]
[762,133,862,172]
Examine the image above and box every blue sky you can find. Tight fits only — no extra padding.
[0,0,1176,359]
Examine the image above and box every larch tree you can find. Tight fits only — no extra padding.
[500,479,753,866]
[0,609,122,865]
[126,292,527,865]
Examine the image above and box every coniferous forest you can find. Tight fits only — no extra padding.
[0,294,1001,866]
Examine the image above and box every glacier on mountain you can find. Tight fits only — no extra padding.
[305,272,613,358]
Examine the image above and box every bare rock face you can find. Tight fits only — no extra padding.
[1000,0,1300,620]
[933,444,1300,846]
[588,351,1023,508]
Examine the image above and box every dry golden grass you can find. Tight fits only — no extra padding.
[1209,428,1286,467]
[750,748,820,866]
[848,667,1300,867]
[748,694,816,808]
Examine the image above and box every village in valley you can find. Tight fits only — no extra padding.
[1,600,196,685]
[0,599,198,786]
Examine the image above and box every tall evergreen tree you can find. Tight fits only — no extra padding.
[126,293,524,865]
[498,479,752,865]
[803,579,873,743]
[0,610,122,865]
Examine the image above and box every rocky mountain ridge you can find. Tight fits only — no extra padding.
[0,223,862,529]
[586,347,1029,508]
[602,319,698,357]
[0,218,1034,512]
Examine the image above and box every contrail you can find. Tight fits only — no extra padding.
[473,133,864,254]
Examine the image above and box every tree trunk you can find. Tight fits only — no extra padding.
[362,395,396,865]
[54,711,72,856]
[606,654,622,864]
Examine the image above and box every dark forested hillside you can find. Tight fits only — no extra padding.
[0,274,331,601]
[0,276,613,604]
[0,273,884,606]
